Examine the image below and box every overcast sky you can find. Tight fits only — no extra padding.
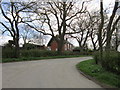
[0,0,119,47]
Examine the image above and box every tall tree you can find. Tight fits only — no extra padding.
[69,12,91,51]
[20,25,34,44]
[87,11,100,51]
[0,1,36,57]
[98,0,104,63]
[26,0,86,53]
[106,0,120,51]
[111,21,120,51]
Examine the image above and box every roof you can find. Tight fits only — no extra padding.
[47,37,55,46]
[24,43,45,47]
[47,37,74,46]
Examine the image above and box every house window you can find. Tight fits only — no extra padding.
[47,47,51,50]
[56,48,58,51]
[65,44,67,50]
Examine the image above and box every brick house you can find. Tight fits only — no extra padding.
[47,37,74,51]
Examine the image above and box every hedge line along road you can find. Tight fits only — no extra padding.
[2,57,103,88]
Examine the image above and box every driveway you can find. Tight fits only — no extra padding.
[2,57,102,88]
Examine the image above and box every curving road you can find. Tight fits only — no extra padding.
[2,57,102,88]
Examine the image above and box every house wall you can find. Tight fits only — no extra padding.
[50,41,73,51]
[50,41,58,51]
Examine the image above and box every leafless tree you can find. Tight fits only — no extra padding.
[69,12,91,51]
[105,0,120,51]
[0,1,37,57]
[88,9,109,51]
[97,0,104,62]
[26,0,87,53]
[111,21,120,51]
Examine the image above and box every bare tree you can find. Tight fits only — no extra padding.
[97,0,104,63]
[26,0,87,53]
[30,32,47,46]
[105,0,120,51]
[21,24,47,47]
[20,25,34,44]
[0,1,36,57]
[69,12,91,51]
[111,21,120,51]
[87,11,108,52]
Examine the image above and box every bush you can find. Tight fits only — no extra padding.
[2,48,92,59]
[73,47,93,55]
[2,48,16,58]
[62,51,92,56]
[93,51,120,74]
[20,50,88,57]
[20,49,59,57]
[93,51,100,64]
[102,52,120,74]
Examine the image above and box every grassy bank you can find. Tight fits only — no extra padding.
[2,55,88,63]
[76,59,119,88]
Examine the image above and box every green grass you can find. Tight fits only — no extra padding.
[2,55,88,63]
[76,59,120,88]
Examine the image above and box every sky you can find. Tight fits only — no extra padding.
[0,0,119,48]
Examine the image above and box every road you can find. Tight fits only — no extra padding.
[2,57,102,88]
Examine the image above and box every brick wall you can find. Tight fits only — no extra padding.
[50,41,73,51]
[51,41,58,51]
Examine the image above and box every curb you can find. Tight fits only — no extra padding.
[76,69,119,90]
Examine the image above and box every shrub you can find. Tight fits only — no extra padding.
[2,48,16,58]
[102,51,120,74]
[3,48,92,59]
[20,49,59,57]
[93,51,120,74]
[93,51,100,64]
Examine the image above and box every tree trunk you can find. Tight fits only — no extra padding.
[57,38,64,54]
[106,34,112,51]
[15,38,20,58]
[93,43,97,51]
[97,0,104,65]
[13,36,20,58]
[105,1,119,51]
[78,42,84,52]
[57,2,67,54]
[115,28,119,51]
[90,32,97,51]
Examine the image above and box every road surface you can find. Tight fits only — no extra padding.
[2,57,102,88]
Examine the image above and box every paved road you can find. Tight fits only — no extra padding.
[2,57,102,88]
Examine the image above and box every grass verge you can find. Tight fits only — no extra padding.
[2,55,88,63]
[76,59,120,88]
